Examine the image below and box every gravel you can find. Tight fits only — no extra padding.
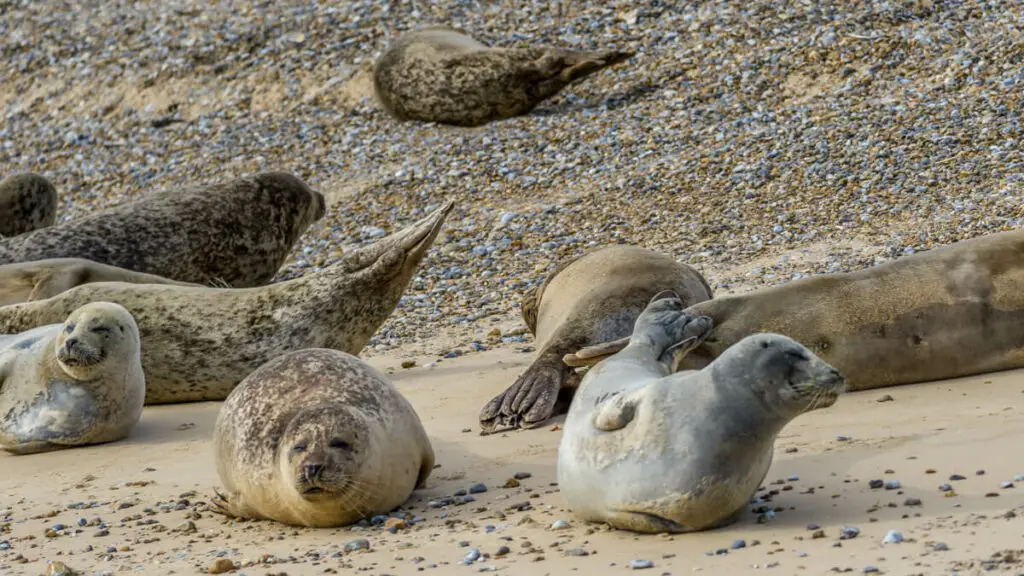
[1,0,1021,357]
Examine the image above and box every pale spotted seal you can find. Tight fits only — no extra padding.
[566,228,1024,391]
[373,26,634,127]
[479,245,712,433]
[0,258,203,307]
[0,173,58,237]
[210,348,435,527]
[557,293,846,533]
[0,302,144,454]
[0,172,325,287]
[0,202,453,404]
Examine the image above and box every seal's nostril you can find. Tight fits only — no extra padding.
[305,463,324,479]
[65,337,78,351]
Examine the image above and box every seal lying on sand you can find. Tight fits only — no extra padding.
[565,229,1024,391]
[0,258,203,306]
[557,293,846,533]
[211,348,435,527]
[0,172,325,287]
[373,26,634,127]
[0,302,144,454]
[479,245,712,433]
[0,202,453,404]
[0,173,58,238]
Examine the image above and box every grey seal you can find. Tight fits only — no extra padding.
[479,245,712,433]
[0,172,325,287]
[557,293,845,533]
[0,173,58,237]
[0,202,453,404]
[0,302,144,454]
[373,26,634,127]
[210,348,435,527]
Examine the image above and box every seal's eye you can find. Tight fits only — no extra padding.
[760,341,770,349]
[64,324,74,334]
[292,443,307,453]
[329,439,351,450]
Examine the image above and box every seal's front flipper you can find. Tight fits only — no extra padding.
[208,488,248,520]
[479,352,572,434]
[591,387,648,432]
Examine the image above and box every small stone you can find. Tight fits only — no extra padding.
[730,539,746,549]
[864,566,880,574]
[495,546,510,557]
[884,480,901,490]
[465,548,481,562]
[840,526,860,540]
[876,394,894,402]
[503,478,520,488]
[385,517,407,531]
[173,520,196,534]
[401,360,416,369]
[469,483,488,494]
[869,479,884,489]
[836,435,851,441]
[513,472,532,480]
[949,474,966,481]
[811,529,826,539]
[1001,481,1014,489]
[976,469,985,475]
[93,528,109,537]
[46,562,76,576]
[344,538,371,552]
[882,530,904,544]
[1013,474,1024,482]
[903,497,922,506]
[806,523,820,530]
[933,542,949,551]
[938,483,953,491]
[207,559,236,574]
[786,475,799,481]
[564,547,588,557]
[551,520,570,530]
[630,559,654,569]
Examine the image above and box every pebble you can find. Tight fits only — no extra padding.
[630,559,655,569]
[869,480,885,489]
[344,538,371,552]
[207,559,236,574]
[551,520,570,530]
[730,539,746,549]
[1000,481,1014,489]
[934,542,950,551]
[882,530,904,544]
[884,480,901,490]
[465,548,482,562]
[864,566,880,574]
[840,526,860,540]
[513,472,532,480]
[469,482,488,494]
[904,497,922,506]
[564,547,589,557]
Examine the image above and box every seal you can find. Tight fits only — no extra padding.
[0,202,453,404]
[0,173,58,238]
[479,245,713,433]
[0,258,203,307]
[373,26,634,127]
[0,172,326,287]
[210,348,435,527]
[565,228,1024,392]
[0,302,144,455]
[557,293,846,533]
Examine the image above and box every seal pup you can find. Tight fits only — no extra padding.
[0,258,203,306]
[0,173,58,237]
[0,172,326,287]
[479,245,713,433]
[565,228,1024,391]
[373,26,634,127]
[211,348,435,527]
[0,302,144,455]
[557,293,846,533]
[0,202,454,404]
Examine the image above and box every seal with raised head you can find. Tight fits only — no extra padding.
[0,173,58,238]
[479,245,713,433]
[0,172,325,288]
[0,302,144,454]
[210,348,435,527]
[373,26,634,127]
[565,228,1024,391]
[0,258,203,307]
[0,202,454,404]
[557,293,846,533]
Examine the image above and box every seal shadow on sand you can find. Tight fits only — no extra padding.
[529,80,660,118]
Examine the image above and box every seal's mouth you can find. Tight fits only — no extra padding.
[303,487,326,495]
[56,345,105,368]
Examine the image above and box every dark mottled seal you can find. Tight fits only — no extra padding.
[373,26,634,127]
[0,173,58,237]
[558,294,845,533]
[0,172,325,287]
[0,202,453,404]
[0,302,144,455]
[479,245,713,433]
[0,258,203,307]
[566,228,1024,391]
[211,348,434,527]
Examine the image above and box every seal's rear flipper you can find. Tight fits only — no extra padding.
[340,201,455,272]
[555,49,635,83]
[479,352,572,434]
[563,336,630,367]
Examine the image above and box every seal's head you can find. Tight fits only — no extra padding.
[715,333,846,419]
[253,171,327,224]
[54,302,140,381]
[279,405,366,503]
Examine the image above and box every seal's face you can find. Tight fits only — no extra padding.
[281,407,365,503]
[738,334,846,418]
[55,303,135,380]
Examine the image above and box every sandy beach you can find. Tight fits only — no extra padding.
[2,348,1023,576]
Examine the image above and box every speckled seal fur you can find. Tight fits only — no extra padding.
[0,302,144,455]
[566,228,1024,392]
[558,294,845,533]
[210,348,434,527]
[0,258,202,307]
[0,201,453,404]
[0,173,58,238]
[479,245,712,434]
[0,172,325,288]
[372,26,635,127]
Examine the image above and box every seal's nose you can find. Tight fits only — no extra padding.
[65,337,78,352]
[305,463,324,480]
